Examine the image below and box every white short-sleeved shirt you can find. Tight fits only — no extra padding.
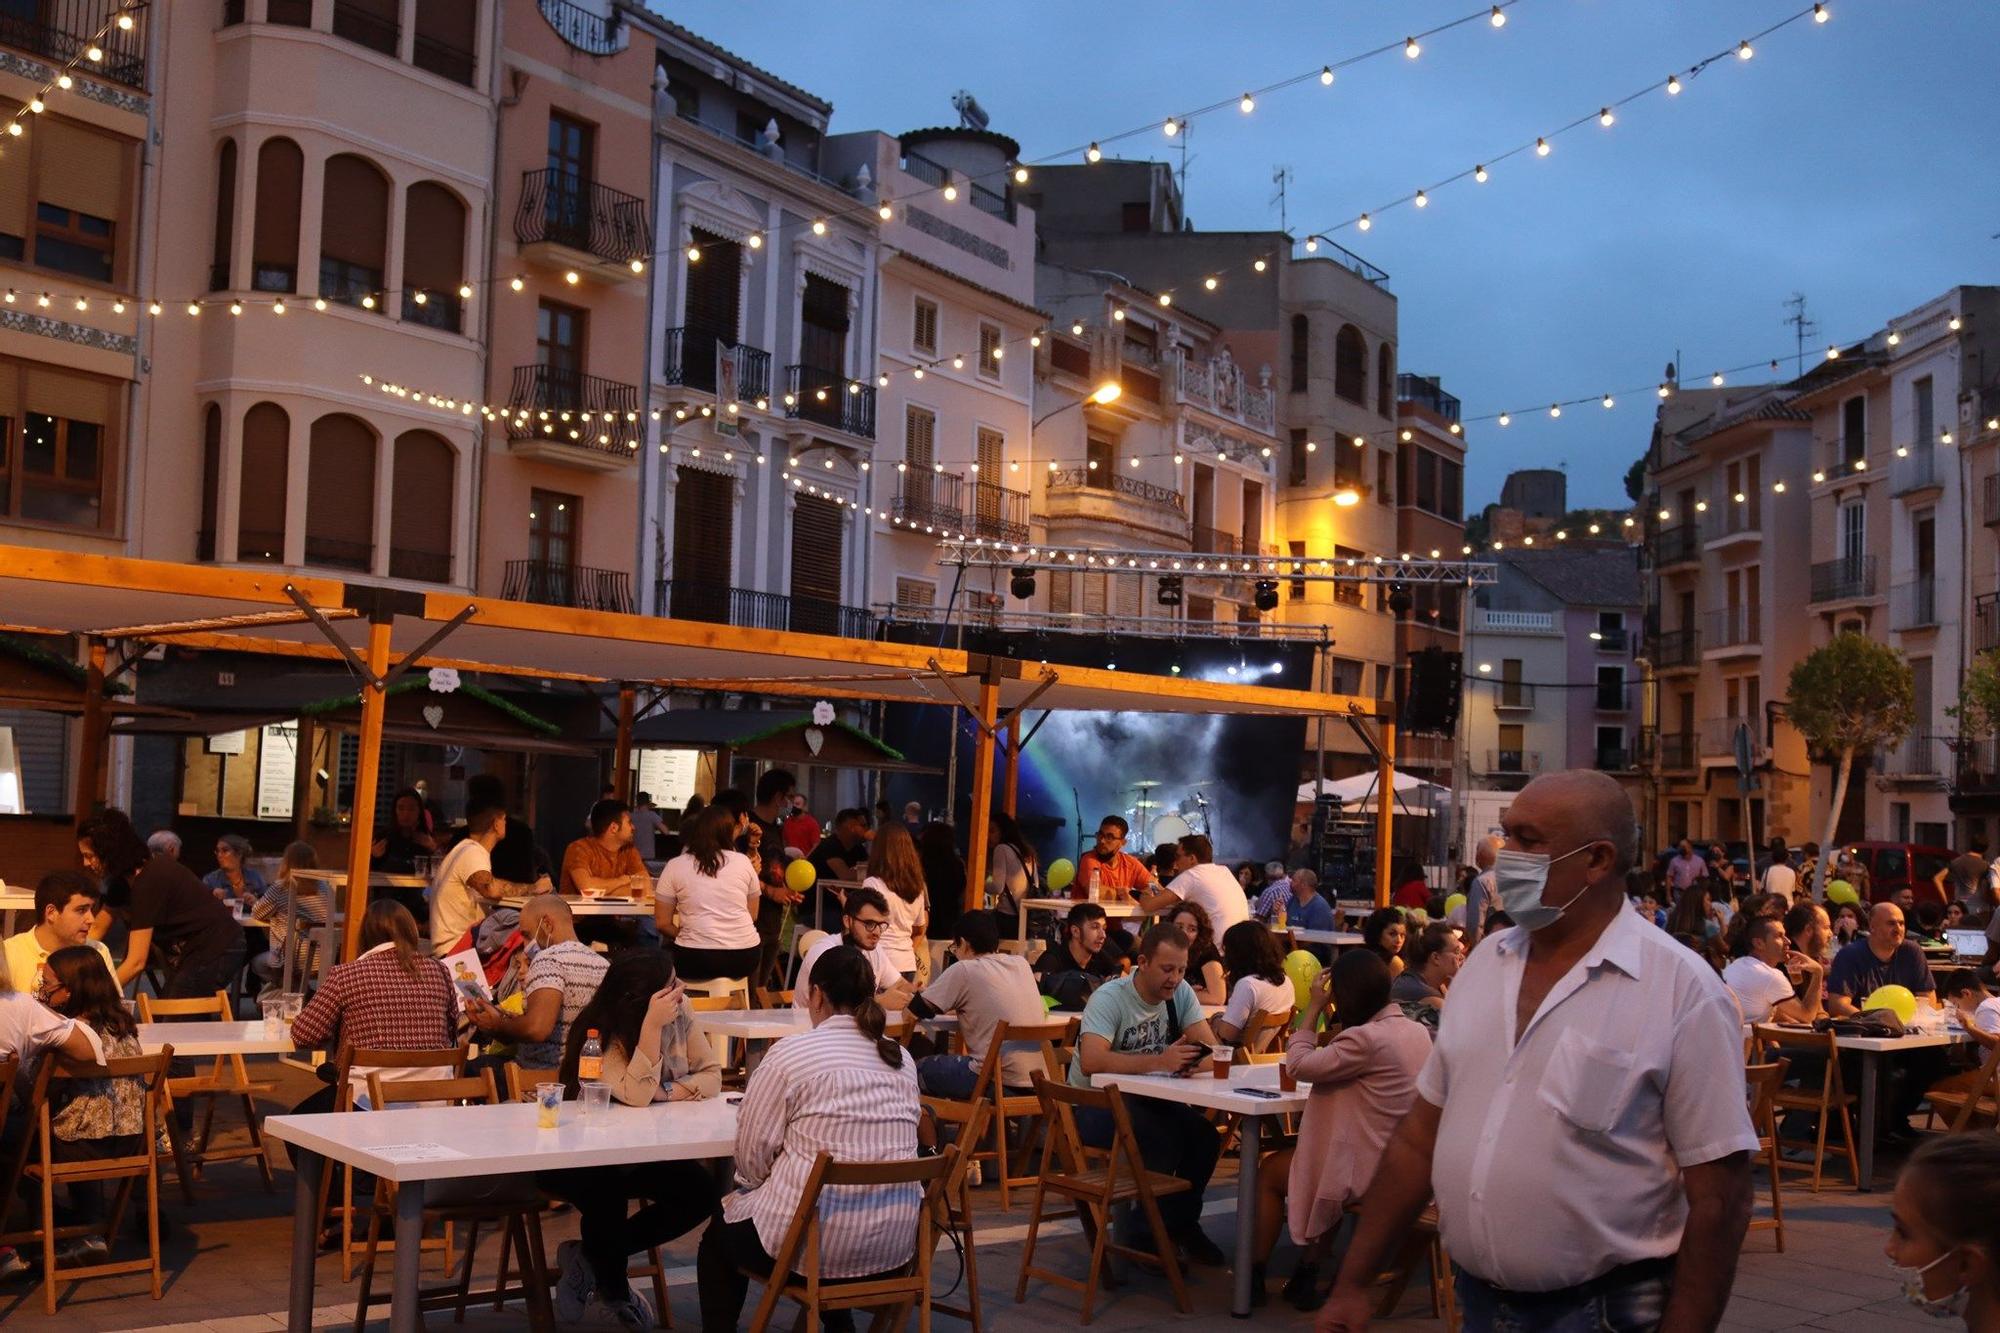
[1220,974,1294,1036]
[1418,907,1759,1292]
[1166,862,1249,936]
[1970,995,2000,1036]
[428,839,493,956]
[655,850,761,951]
[1762,864,1798,901]
[1722,955,1799,1026]
[0,989,91,1064]
[866,878,925,974]
[794,933,904,1012]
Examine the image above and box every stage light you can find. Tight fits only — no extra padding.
[1254,579,1279,612]
[1010,565,1036,600]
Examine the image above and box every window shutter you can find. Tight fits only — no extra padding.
[672,466,734,587]
[682,228,741,391]
[320,155,387,266]
[306,414,375,568]
[1082,573,1106,616]
[25,368,110,422]
[790,495,844,604]
[414,0,475,50]
[209,140,235,284]
[252,137,302,287]
[0,108,29,240]
[38,118,125,221]
[904,405,934,467]
[389,430,453,579]
[1049,572,1072,614]
[895,578,934,608]
[913,299,937,353]
[400,181,464,296]
[238,401,289,561]
[978,323,1001,377]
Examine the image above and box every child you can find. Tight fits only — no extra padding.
[1942,970,2000,1047]
[40,944,147,1265]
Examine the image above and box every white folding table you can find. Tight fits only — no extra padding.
[1015,896,1151,942]
[0,885,34,934]
[1269,925,1364,948]
[501,892,654,917]
[266,1097,739,1332]
[1828,1027,1973,1189]
[1092,1062,1310,1317]
[138,1020,292,1058]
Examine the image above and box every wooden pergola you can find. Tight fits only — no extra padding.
[0,545,1399,961]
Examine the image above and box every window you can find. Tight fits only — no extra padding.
[251,137,302,293]
[29,117,126,283]
[199,404,221,560]
[912,297,937,354]
[1376,452,1392,505]
[1842,395,1866,466]
[305,414,376,570]
[1330,658,1363,695]
[1289,313,1309,393]
[1840,500,1865,565]
[1332,545,1364,606]
[679,227,741,392]
[1288,539,1307,599]
[413,0,478,85]
[529,490,578,570]
[903,405,935,469]
[1596,666,1625,711]
[1501,659,1525,708]
[331,0,398,55]
[1334,324,1366,404]
[537,299,586,379]
[1416,449,1439,513]
[669,469,732,619]
[402,182,466,332]
[790,495,847,631]
[977,322,1002,381]
[1441,457,1462,521]
[388,431,453,582]
[1336,434,1364,485]
[1596,726,1626,769]
[1242,479,1262,551]
[1288,428,1309,487]
[1376,343,1394,418]
[318,154,388,308]
[1086,438,1114,487]
[1914,375,1934,447]
[544,111,596,248]
[896,578,935,608]
[237,402,288,561]
[0,363,115,529]
[1497,723,1525,771]
[34,204,111,283]
[1120,200,1149,232]
[209,140,236,291]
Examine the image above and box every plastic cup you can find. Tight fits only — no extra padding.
[1278,1061,1297,1092]
[1211,1045,1233,1080]
[279,991,305,1023]
[580,1081,612,1115]
[260,998,285,1039]
[535,1081,562,1129]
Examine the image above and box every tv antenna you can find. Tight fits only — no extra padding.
[1783,293,1818,377]
[1270,166,1294,234]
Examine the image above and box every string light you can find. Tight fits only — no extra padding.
[1404,35,1421,58]
[1413,190,1428,208]
[1737,39,1753,59]
[1473,164,1487,182]
[1357,213,1372,231]
[1163,117,1180,137]
[1489,4,1506,26]
[1239,93,1255,114]
[1085,143,1101,163]
[941,184,958,202]
[1535,136,1550,156]
[1666,73,1683,95]
[1814,3,1829,20]
[1598,107,1615,127]
[1320,66,1334,85]
[811,219,828,235]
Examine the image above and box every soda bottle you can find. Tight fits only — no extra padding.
[578,1028,603,1082]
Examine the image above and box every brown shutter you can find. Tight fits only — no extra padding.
[672,467,735,587]
[790,495,843,604]
[210,140,236,282]
[306,413,375,569]
[401,181,464,294]
[320,155,387,266]
[389,430,453,579]
[252,137,302,289]
[238,401,289,562]
[683,228,740,340]
[0,106,29,241]
[25,368,111,422]
[37,118,125,221]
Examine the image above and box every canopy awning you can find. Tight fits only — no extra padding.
[630,708,940,774]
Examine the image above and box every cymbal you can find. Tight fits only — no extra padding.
[1126,779,1167,789]
[1132,800,1161,809]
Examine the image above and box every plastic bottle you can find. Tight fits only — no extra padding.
[1089,865,1102,902]
[1275,900,1288,929]
[578,1028,603,1082]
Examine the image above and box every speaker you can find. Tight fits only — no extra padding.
[1404,646,1462,733]
[1156,575,1184,607]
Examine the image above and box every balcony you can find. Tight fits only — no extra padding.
[1810,554,1877,604]
[331,0,396,56]
[538,0,625,55]
[1705,501,1761,547]
[1699,717,1766,763]
[1174,351,1275,433]
[504,364,642,471]
[1290,234,1391,287]
[1703,605,1762,653]
[1596,747,1635,772]
[1491,683,1535,712]
[1473,609,1558,635]
[662,329,772,403]
[1396,373,1460,423]
[1892,576,1938,632]
[783,365,876,440]
[1952,738,2000,798]
[514,168,649,274]
[658,580,873,640]
[967,481,1030,543]
[1042,469,1189,543]
[0,0,145,89]
[1656,733,1697,771]
[1647,628,1701,671]
[1887,732,1948,780]
[1483,750,1541,777]
[891,471,966,532]
[1978,592,2000,654]
[1192,525,1239,556]
[1892,447,1942,497]
[502,560,632,614]
[1650,522,1701,569]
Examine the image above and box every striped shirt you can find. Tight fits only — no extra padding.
[516,940,607,1069]
[722,1014,921,1278]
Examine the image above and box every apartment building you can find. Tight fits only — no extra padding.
[1960,296,2000,847]
[1463,549,1643,817]
[1393,374,1469,782]
[1641,385,1815,848]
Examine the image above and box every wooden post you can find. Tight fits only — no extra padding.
[290,714,317,844]
[1002,712,1021,817]
[339,619,393,964]
[612,685,636,802]
[71,638,107,823]
[961,675,1002,915]
[1374,716,1397,908]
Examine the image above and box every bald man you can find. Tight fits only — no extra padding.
[1322,771,1755,1333]
[1458,834,1506,948]
[463,895,607,1070]
[1825,901,1935,1018]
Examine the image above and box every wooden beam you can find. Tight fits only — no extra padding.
[612,686,636,802]
[339,619,393,964]
[1002,712,1021,818]
[1374,718,1397,909]
[961,673,1001,916]
[71,638,106,824]
[290,714,316,844]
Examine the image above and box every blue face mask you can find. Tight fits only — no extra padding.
[1703,918,1721,940]
[1493,843,1599,932]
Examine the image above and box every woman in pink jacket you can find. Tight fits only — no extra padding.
[1250,948,1433,1310]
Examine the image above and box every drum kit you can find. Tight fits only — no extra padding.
[1126,778,1213,853]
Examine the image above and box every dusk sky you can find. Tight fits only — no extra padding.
[668,0,2000,511]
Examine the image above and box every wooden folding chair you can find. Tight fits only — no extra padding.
[921,1096,991,1331]
[689,990,751,1078]
[136,989,277,1191]
[1745,1060,1789,1252]
[318,1044,471,1281]
[753,986,794,1010]
[1751,1024,1859,1191]
[1237,1007,1295,1055]
[12,1047,172,1315]
[1015,1075,1191,1324]
[1926,1040,2000,1132]
[741,1149,955,1333]
[353,1069,554,1332]
[973,1017,1077,1211]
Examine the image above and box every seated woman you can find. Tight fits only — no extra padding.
[249,841,323,997]
[1170,900,1228,1005]
[1359,907,1408,980]
[288,900,459,1115]
[202,834,267,905]
[696,945,922,1333]
[1250,949,1431,1311]
[38,945,147,1265]
[539,949,721,1329]
[1211,920,1294,1047]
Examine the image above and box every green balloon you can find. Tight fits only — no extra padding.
[1046,858,1076,892]
[1824,880,1859,906]
[1283,949,1322,1010]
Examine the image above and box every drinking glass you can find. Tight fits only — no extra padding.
[580,1081,612,1115]
[260,997,285,1040]
[535,1081,562,1129]
[1211,1045,1234,1080]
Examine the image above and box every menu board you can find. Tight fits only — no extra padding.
[256,721,299,820]
[631,747,700,812]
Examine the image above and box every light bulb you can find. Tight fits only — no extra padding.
[228,301,243,315]
[1658,383,1671,398]
[1667,73,1683,95]
[72,296,85,311]
[1203,276,1217,290]
[1158,292,1171,307]
[510,275,524,291]
[564,270,579,284]
[458,283,472,299]
[271,299,284,314]
[412,290,427,305]
[1711,371,1724,386]
[1085,143,1101,163]
[1490,4,1506,25]
[686,245,701,262]
[952,355,964,369]
[1163,117,1179,137]
[117,12,134,28]
[747,232,762,249]
[313,297,327,311]
[55,74,70,88]
[1602,393,1614,408]
[86,44,102,61]
[1253,258,1267,271]
[1404,36,1420,58]
[1549,404,1561,418]
[1950,315,1963,331]
[1827,345,1839,359]
[1498,413,1510,426]
[186,302,199,316]
[1070,321,1083,335]
[1013,166,1028,184]
[27,98,42,114]
[1813,470,1826,483]
[146,301,160,315]
[6,124,19,137]
[1413,190,1428,208]
[1320,66,1334,85]
[1814,3,1828,21]
[1112,307,1125,321]
[1239,94,1254,114]
[1737,39,1753,59]
[361,293,375,308]
[942,184,958,202]
[1357,213,1371,231]
[1474,164,1488,182]
[1535,136,1550,156]
[1599,107,1614,127]
[811,218,827,235]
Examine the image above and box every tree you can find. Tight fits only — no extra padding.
[1624,455,1647,504]
[1786,633,1915,865]
[1947,650,2000,768]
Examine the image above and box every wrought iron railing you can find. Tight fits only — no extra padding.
[784,365,876,439]
[0,0,145,88]
[1484,750,1540,775]
[1396,373,1460,422]
[1978,591,2000,654]
[1887,732,1948,779]
[1648,627,1701,669]
[515,168,650,266]
[657,580,874,639]
[1492,683,1535,711]
[892,472,965,531]
[1891,576,1938,631]
[537,0,622,54]
[968,180,1014,222]
[504,560,632,613]
[303,535,372,572]
[1656,733,1697,770]
[967,481,1030,543]
[1810,554,1876,604]
[412,34,475,85]
[1704,605,1761,649]
[898,150,949,188]
[662,328,772,401]
[1594,627,1629,653]
[1649,522,1700,566]
[331,0,397,56]
[1596,747,1634,772]
[504,364,641,455]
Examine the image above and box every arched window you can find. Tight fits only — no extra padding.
[199,404,221,560]
[1289,313,1309,393]
[401,182,466,333]
[1334,324,1366,405]
[319,154,388,309]
[1377,343,1395,418]
[252,137,303,293]
[306,413,376,570]
[210,140,236,292]
[389,430,454,581]
[238,401,288,563]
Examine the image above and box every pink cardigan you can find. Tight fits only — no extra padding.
[1283,1003,1433,1242]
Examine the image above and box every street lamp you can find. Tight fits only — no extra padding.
[1032,382,1122,429]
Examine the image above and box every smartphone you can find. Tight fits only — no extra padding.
[455,978,485,1001]
[1238,1088,1283,1100]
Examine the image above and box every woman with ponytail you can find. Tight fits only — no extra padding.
[696,945,921,1332]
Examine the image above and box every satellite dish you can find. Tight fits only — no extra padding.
[951,90,990,131]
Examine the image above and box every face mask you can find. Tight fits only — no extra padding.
[1890,1251,1970,1319]
[524,928,550,961]
[1703,918,1721,940]
[1493,844,1598,931]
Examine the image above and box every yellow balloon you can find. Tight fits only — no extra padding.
[1443,892,1467,917]
[1283,949,1322,1010]
[1824,880,1859,906]
[1863,984,1917,1026]
[784,858,817,894]
[1046,858,1076,892]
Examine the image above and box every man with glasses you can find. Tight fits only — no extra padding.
[791,886,910,1013]
[1077,816,1159,902]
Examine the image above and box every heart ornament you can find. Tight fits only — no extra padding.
[804,727,825,756]
[422,703,445,730]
